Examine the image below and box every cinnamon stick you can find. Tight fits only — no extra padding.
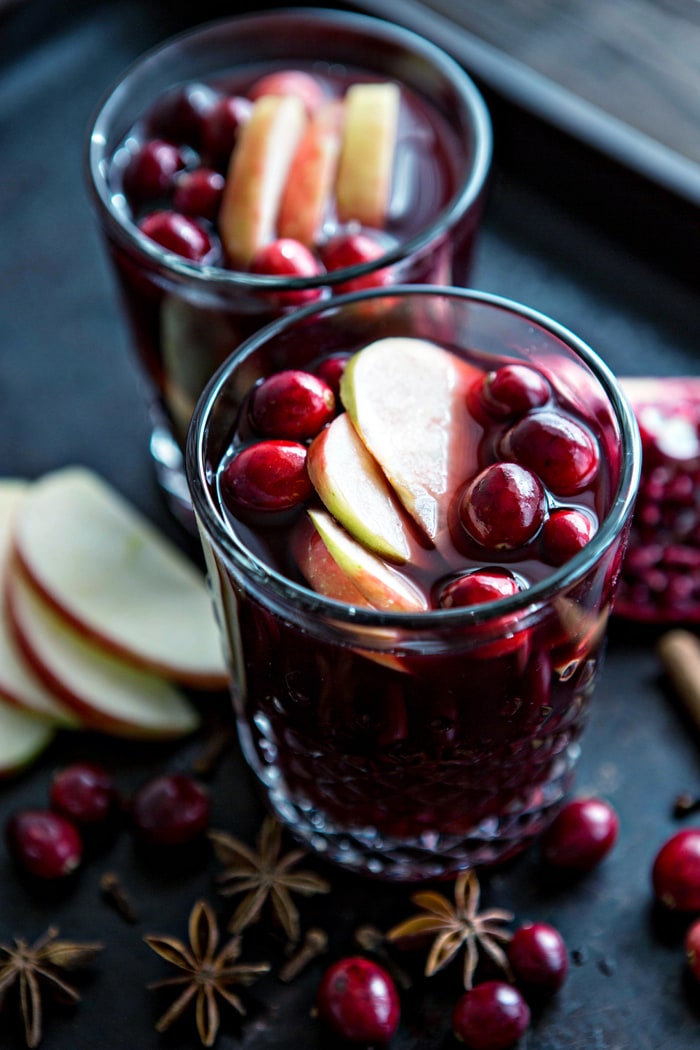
[657,629,700,729]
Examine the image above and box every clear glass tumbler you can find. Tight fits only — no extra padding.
[186,286,640,882]
[85,8,492,528]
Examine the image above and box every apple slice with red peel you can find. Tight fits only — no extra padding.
[278,100,343,246]
[340,337,480,541]
[0,700,55,778]
[307,412,411,563]
[335,82,399,229]
[11,467,227,688]
[6,566,200,740]
[309,509,427,613]
[292,514,375,607]
[219,94,307,267]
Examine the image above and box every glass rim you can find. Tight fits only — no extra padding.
[186,283,642,628]
[84,6,493,290]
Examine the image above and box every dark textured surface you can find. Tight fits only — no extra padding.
[1,2,700,1048]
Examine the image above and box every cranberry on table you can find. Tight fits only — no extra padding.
[502,409,600,495]
[475,364,551,420]
[138,210,214,263]
[250,238,325,304]
[49,762,117,825]
[173,167,225,221]
[316,956,400,1045]
[130,774,210,847]
[221,441,313,515]
[123,139,186,204]
[248,69,326,115]
[541,508,596,566]
[652,828,700,911]
[6,809,83,879]
[201,94,253,166]
[452,981,530,1050]
[249,370,335,441]
[507,922,569,995]
[439,569,520,609]
[460,462,547,550]
[541,797,619,872]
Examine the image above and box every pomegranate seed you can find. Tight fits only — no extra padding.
[541,508,596,566]
[173,167,225,221]
[123,139,186,204]
[651,829,700,911]
[249,238,324,305]
[475,364,551,420]
[201,95,253,166]
[50,762,117,825]
[130,774,210,847]
[138,210,214,263]
[248,69,326,115]
[147,82,218,148]
[502,409,600,495]
[460,463,547,550]
[452,981,530,1050]
[439,569,520,609]
[541,797,619,872]
[685,917,700,980]
[315,353,351,396]
[249,370,335,441]
[221,440,312,515]
[507,922,569,994]
[6,809,83,879]
[316,956,400,1044]
[320,232,393,293]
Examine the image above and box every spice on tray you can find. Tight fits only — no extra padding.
[658,629,700,729]
[278,927,328,983]
[99,870,139,923]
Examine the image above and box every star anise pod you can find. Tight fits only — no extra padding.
[0,926,103,1048]
[145,898,270,1048]
[209,816,330,944]
[386,869,513,989]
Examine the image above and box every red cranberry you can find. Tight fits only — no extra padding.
[452,981,530,1050]
[652,829,700,911]
[476,364,551,420]
[248,69,325,115]
[507,922,569,994]
[6,809,82,879]
[201,95,253,166]
[130,774,210,847]
[138,210,214,263]
[123,139,186,204]
[221,440,312,515]
[173,167,225,221]
[250,370,335,441]
[502,410,600,495]
[541,797,619,872]
[316,956,400,1045]
[439,569,520,609]
[320,232,393,293]
[147,82,219,148]
[541,508,596,566]
[249,238,324,305]
[50,762,116,825]
[686,917,700,980]
[315,353,351,396]
[460,463,547,550]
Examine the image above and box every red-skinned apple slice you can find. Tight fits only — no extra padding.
[0,700,55,778]
[11,467,227,689]
[307,412,411,563]
[219,94,307,267]
[340,337,480,541]
[335,82,399,228]
[6,565,200,740]
[278,100,343,246]
[292,513,375,607]
[309,509,427,613]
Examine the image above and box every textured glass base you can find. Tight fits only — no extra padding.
[148,408,197,534]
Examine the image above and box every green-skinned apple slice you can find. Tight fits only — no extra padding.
[309,509,427,613]
[335,82,399,228]
[0,700,55,778]
[292,514,375,607]
[278,100,343,246]
[307,412,411,563]
[340,337,478,541]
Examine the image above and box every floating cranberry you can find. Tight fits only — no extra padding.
[476,364,551,420]
[651,828,700,911]
[249,238,324,305]
[6,809,83,879]
[173,167,225,221]
[221,440,312,515]
[50,762,116,826]
[507,922,569,995]
[147,82,218,148]
[201,95,253,166]
[138,210,214,263]
[316,956,400,1045]
[315,353,351,396]
[686,918,700,980]
[541,797,619,872]
[439,569,520,609]
[320,232,393,293]
[541,508,596,566]
[248,69,325,115]
[250,370,335,441]
[452,981,530,1050]
[130,774,210,847]
[460,463,547,550]
[502,410,600,495]
[123,139,186,204]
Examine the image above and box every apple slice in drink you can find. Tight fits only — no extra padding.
[307,412,411,563]
[6,566,200,740]
[219,94,307,267]
[11,467,227,689]
[335,82,399,228]
[340,337,479,541]
[278,100,343,246]
[0,700,55,778]
[292,514,375,607]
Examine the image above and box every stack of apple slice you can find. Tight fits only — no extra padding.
[0,467,228,775]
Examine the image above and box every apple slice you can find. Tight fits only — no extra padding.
[309,509,427,613]
[0,700,55,778]
[340,337,479,541]
[292,514,375,607]
[219,94,307,267]
[11,467,227,689]
[0,481,81,727]
[307,412,411,563]
[335,82,399,229]
[6,566,200,740]
[278,100,343,246]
